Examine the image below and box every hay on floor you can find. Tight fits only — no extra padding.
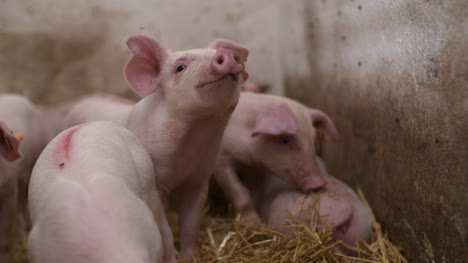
[176,188,407,263]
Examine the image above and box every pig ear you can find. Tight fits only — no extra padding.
[209,39,249,62]
[125,35,169,96]
[252,104,297,137]
[0,121,23,162]
[309,109,341,142]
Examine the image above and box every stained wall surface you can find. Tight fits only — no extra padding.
[283,1,468,262]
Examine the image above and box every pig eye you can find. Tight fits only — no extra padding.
[281,137,290,145]
[175,64,186,73]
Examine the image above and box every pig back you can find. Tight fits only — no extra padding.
[30,121,156,204]
[65,95,134,128]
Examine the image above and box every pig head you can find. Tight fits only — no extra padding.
[125,35,248,117]
[249,101,340,192]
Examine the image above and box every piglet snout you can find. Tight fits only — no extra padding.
[301,174,328,192]
[211,48,244,77]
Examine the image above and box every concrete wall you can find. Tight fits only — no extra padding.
[0,0,466,262]
[284,1,467,262]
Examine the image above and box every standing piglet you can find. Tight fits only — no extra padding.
[257,159,373,254]
[214,92,340,222]
[125,35,248,256]
[0,94,66,261]
[28,121,173,263]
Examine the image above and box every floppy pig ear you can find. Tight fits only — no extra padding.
[0,121,23,162]
[251,104,297,137]
[125,35,169,96]
[309,109,341,142]
[209,39,249,62]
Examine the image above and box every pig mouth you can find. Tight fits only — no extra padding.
[196,74,237,88]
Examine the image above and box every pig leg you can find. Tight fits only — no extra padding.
[176,181,209,257]
[145,189,176,263]
[0,177,18,262]
[214,165,261,223]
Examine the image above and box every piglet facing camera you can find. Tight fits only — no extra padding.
[124,35,249,257]
[28,122,173,263]
[125,35,248,116]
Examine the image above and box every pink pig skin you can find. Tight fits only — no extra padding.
[65,94,135,128]
[28,121,170,263]
[64,35,250,257]
[256,159,373,254]
[214,92,340,222]
[0,94,67,262]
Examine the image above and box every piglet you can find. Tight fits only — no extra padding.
[126,35,250,257]
[214,92,340,222]
[28,121,174,263]
[257,159,373,254]
[0,94,66,261]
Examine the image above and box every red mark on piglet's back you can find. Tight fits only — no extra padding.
[52,124,86,165]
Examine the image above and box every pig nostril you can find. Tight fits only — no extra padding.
[217,57,224,65]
